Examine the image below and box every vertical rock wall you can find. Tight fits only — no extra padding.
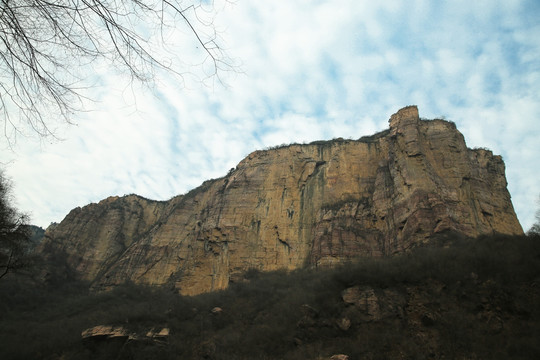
[40,106,523,295]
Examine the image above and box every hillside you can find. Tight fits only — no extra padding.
[1,233,539,359]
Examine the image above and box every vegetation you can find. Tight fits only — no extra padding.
[1,233,539,359]
[180,177,224,202]
[357,129,390,143]
[420,117,457,128]
[262,134,389,153]
[309,137,352,146]
[0,172,32,280]
[321,196,367,213]
[527,195,540,235]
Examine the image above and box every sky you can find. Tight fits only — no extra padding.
[1,0,539,231]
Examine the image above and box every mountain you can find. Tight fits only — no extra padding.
[38,106,523,295]
[24,225,45,251]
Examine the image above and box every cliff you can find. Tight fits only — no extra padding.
[39,106,523,295]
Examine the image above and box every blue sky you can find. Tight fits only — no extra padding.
[1,0,539,231]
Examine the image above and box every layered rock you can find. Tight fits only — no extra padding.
[39,106,523,295]
[81,325,169,345]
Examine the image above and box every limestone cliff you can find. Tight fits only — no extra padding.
[39,106,523,295]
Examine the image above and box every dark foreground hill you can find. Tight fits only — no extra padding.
[1,232,539,359]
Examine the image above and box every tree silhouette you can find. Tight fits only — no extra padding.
[0,0,234,144]
[0,171,30,279]
[528,195,540,235]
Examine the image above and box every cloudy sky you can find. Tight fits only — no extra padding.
[1,0,539,231]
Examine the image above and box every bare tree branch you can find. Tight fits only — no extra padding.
[0,0,236,145]
[0,170,32,279]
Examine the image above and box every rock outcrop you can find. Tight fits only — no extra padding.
[39,106,523,295]
[81,325,169,345]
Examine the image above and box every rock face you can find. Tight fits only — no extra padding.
[39,106,523,295]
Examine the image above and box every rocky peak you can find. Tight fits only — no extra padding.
[389,105,420,131]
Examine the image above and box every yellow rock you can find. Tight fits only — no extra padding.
[40,106,523,295]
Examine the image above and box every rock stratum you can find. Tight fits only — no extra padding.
[39,106,523,295]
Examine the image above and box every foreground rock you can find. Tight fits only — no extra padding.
[81,325,169,345]
[330,355,349,360]
[39,106,523,295]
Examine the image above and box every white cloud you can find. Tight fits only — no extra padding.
[1,0,539,231]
